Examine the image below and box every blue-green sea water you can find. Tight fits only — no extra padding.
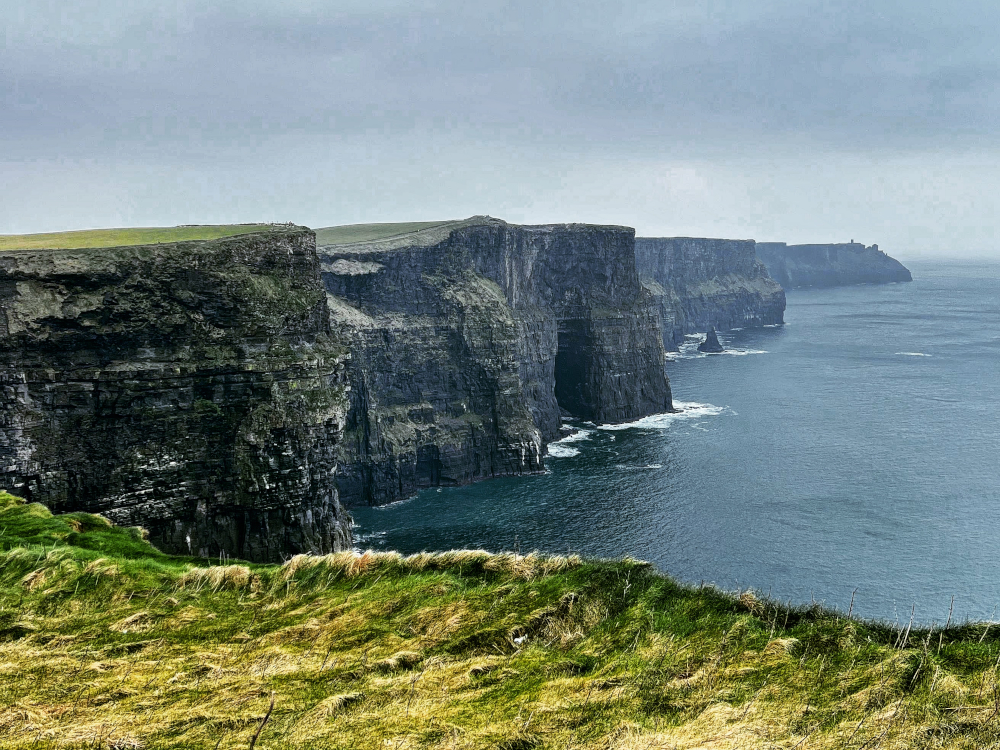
[351,260,1000,624]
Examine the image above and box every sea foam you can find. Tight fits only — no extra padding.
[546,427,595,458]
[598,401,727,431]
[666,337,768,360]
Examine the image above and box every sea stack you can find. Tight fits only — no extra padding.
[698,326,725,353]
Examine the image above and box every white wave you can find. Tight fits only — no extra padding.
[666,344,768,361]
[351,530,388,551]
[614,463,664,471]
[598,401,727,431]
[895,352,932,357]
[547,443,580,458]
[557,428,594,443]
[546,427,594,458]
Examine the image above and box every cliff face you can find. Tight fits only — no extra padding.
[756,242,912,288]
[634,238,786,349]
[0,228,352,562]
[321,217,672,507]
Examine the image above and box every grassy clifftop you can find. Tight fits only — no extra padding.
[0,225,276,251]
[1,494,999,749]
[315,221,459,246]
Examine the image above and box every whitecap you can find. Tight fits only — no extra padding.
[895,352,932,357]
[666,344,768,360]
[554,428,594,444]
[546,427,594,458]
[614,463,664,471]
[598,401,727,431]
[547,443,581,458]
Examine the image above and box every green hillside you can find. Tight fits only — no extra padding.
[0,493,997,749]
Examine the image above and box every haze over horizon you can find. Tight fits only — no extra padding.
[4,0,999,260]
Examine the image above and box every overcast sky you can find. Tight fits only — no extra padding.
[4,0,999,257]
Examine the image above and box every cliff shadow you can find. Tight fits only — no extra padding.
[554,321,594,420]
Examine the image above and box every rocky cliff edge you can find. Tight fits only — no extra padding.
[0,226,352,561]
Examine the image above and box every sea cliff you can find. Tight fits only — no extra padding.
[320,217,673,507]
[756,242,912,288]
[0,226,352,561]
[634,237,786,349]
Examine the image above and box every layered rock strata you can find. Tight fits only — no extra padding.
[634,237,786,350]
[756,242,912,288]
[0,227,351,561]
[321,217,673,507]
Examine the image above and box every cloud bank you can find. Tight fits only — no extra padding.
[3,1,998,256]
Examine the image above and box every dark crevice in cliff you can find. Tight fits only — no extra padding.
[554,325,590,419]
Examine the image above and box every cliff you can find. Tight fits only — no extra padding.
[320,217,673,507]
[634,237,786,349]
[756,242,912,288]
[0,226,352,562]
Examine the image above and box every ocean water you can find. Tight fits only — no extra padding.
[351,260,1000,624]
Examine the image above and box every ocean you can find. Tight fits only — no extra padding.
[351,260,1000,624]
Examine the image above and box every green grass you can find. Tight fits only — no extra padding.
[0,225,276,251]
[315,221,459,246]
[2,493,1000,748]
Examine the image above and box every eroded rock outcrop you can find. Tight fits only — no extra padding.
[321,217,673,507]
[698,327,724,353]
[756,242,912,288]
[0,227,351,561]
[634,237,786,350]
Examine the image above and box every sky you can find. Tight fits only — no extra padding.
[3,0,999,258]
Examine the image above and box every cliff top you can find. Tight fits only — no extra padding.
[315,221,461,246]
[3,493,1000,748]
[0,224,291,252]
[638,235,755,243]
[758,241,876,251]
[318,216,636,255]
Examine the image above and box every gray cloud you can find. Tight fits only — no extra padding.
[3,1,999,254]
